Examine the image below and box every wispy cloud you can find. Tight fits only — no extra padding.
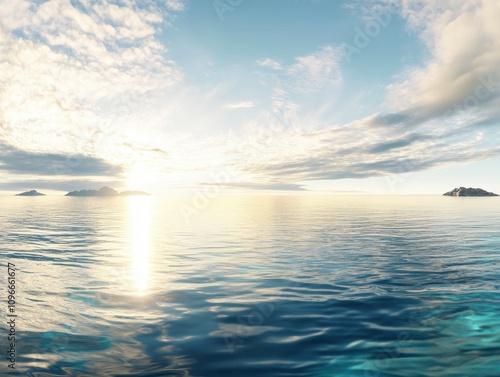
[220,182,306,191]
[220,113,500,185]
[258,45,344,94]
[253,45,346,139]
[165,0,187,12]
[219,0,499,189]
[286,45,344,93]
[257,58,283,70]
[0,0,184,187]
[1,0,499,192]
[224,101,256,109]
[0,0,182,140]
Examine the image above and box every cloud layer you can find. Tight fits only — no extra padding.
[1,0,499,192]
[0,0,183,189]
[0,142,123,176]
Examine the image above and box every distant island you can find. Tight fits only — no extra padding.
[119,190,151,196]
[443,187,499,197]
[15,190,46,196]
[65,187,150,197]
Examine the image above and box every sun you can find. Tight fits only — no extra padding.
[126,166,153,190]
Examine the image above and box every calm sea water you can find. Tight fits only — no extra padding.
[1,195,499,377]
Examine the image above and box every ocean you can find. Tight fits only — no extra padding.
[1,195,499,376]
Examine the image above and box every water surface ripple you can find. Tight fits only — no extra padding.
[1,195,499,376]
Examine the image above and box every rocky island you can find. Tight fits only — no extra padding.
[66,187,150,196]
[443,187,499,197]
[15,190,46,196]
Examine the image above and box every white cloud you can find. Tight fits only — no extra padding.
[147,109,499,191]
[259,45,344,94]
[254,45,345,138]
[0,0,183,159]
[210,1,500,188]
[257,58,283,70]
[224,101,256,109]
[165,0,186,12]
[386,0,500,122]
[2,0,499,192]
[286,45,344,93]
[0,0,32,30]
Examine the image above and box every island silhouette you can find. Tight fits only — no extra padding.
[14,187,150,196]
[443,187,499,196]
[14,187,497,197]
[15,190,46,196]
[65,187,150,196]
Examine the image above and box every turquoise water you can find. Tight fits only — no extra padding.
[1,195,499,376]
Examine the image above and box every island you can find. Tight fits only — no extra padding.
[65,187,150,197]
[443,187,499,197]
[119,190,150,196]
[15,190,46,196]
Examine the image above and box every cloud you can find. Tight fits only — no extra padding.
[286,45,344,93]
[222,182,306,191]
[224,101,256,109]
[1,0,499,193]
[259,45,344,94]
[0,0,183,156]
[253,45,345,139]
[367,133,429,154]
[0,179,123,193]
[215,105,500,187]
[0,0,182,100]
[205,0,499,190]
[344,0,398,21]
[384,0,500,124]
[165,0,186,12]
[0,143,123,176]
[257,58,283,70]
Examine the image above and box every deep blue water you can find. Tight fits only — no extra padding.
[1,195,499,376]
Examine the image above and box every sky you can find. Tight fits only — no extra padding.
[1,0,500,195]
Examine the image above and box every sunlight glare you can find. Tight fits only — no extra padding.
[127,166,152,192]
[129,196,152,293]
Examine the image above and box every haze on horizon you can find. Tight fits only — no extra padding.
[1,0,500,196]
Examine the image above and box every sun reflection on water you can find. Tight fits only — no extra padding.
[128,196,151,293]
